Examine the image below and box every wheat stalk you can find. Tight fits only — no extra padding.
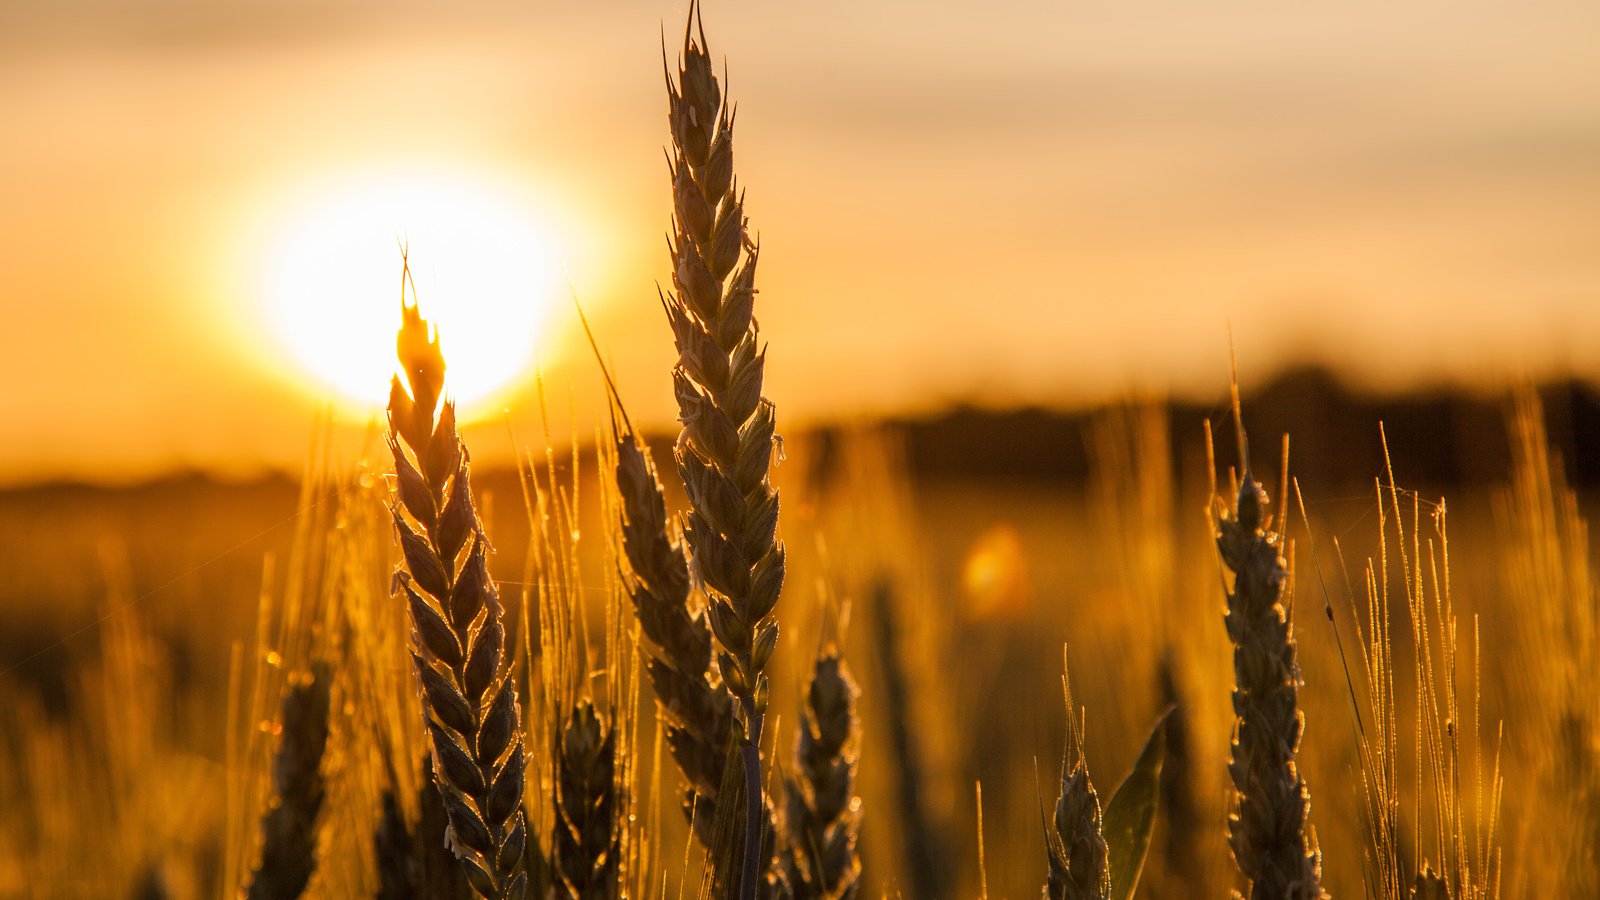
[612,415,731,830]
[661,6,785,898]
[374,788,417,900]
[611,409,789,897]
[388,293,529,900]
[1044,655,1109,900]
[1411,865,1450,900]
[375,759,476,900]
[245,660,331,900]
[1217,467,1326,899]
[785,650,862,900]
[1366,442,1502,900]
[134,863,170,900]
[864,579,951,896]
[552,699,620,899]
[1498,390,1596,894]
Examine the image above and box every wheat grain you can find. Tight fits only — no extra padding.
[1044,655,1109,900]
[661,6,785,897]
[612,406,788,898]
[613,416,732,829]
[388,293,529,900]
[1217,468,1326,899]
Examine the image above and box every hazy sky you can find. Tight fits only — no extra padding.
[4,1,1599,482]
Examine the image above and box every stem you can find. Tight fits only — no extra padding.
[739,702,764,900]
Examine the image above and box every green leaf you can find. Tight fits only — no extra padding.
[1103,707,1172,900]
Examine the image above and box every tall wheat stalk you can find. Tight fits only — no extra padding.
[785,649,862,899]
[1496,390,1596,893]
[611,397,787,897]
[552,699,620,899]
[1353,434,1503,899]
[374,761,475,899]
[1044,655,1110,900]
[661,6,784,897]
[613,417,728,823]
[245,661,331,900]
[388,290,529,900]
[1215,402,1325,899]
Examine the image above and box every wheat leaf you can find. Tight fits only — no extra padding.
[1103,707,1171,900]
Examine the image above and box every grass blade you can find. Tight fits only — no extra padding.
[1102,708,1171,900]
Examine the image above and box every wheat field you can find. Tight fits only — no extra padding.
[1,6,1597,900]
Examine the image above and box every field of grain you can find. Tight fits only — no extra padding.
[3,381,1597,898]
[3,4,1598,899]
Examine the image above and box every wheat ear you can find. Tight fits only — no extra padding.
[135,863,170,900]
[785,650,862,900]
[388,296,529,900]
[1217,471,1326,899]
[663,7,784,898]
[1044,656,1109,900]
[374,789,417,900]
[552,699,620,899]
[612,414,731,828]
[866,580,950,896]
[375,761,475,900]
[612,411,787,896]
[1410,865,1450,900]
[245,660,331,900]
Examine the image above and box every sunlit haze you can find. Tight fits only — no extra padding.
[4,8,1598,898]
[3,1,1599,482]
[255,170,562,414]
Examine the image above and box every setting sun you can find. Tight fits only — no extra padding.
[10,4,1600,898]
[256,169,562,414]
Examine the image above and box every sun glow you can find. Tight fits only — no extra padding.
[257,169,562,414]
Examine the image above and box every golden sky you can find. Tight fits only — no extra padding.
[4,1,1599,483]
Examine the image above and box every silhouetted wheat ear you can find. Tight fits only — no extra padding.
[663,6,784,898]
[374,789,419,900]
[374,763,475,900]
[246,660,331,900]
[1045,661,1109,900]
[552,699,620,899]
[1410,865,1450,900]
[388,299,529,900]
[866,579,950,897]
[612,412,788,897]
[1217,473,1326,900]
[1046,769,1109,900]
[785,650,862,900]
[135,862,171,900]
[614,420,727,821]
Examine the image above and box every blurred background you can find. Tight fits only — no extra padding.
[3,0,1599,482]
[2,2,1598,898]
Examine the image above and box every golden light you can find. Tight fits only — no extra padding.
[961,524,1035,621]
[256,169,563,414]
